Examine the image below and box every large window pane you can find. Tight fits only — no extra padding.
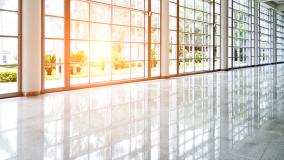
[259,5,274,64]
[70,0,89,21]
[44,40,64,89]
[0,66,18,94]
[44,0,65,89]
[0,11,18,36]
[0,38,18,65]
[71,20,89,40]
[91,23,111,41]
[229,0,253,68]
[70,41,89,85]
[113,7,130,25]
[0,0,18,11]
[44,0,160,89]
[91,3,111,23]
[0,0,19,95]
[178,0,220,73]
[277,14,284,62]
[45,16,64,39]
[45,0,64,16]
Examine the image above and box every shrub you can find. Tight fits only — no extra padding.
[151,49,158,68]
[70,50,86,74]
[45,54,56,75]
[195,51,202,63]
[112,44,128,70]
[0,71,17,82]
[45,54,56,64]
[71,50,86,63]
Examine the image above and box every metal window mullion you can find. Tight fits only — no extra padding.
[130,1,132,79]
[110,0,113,81]
[147,0,151,78]
[65,0,71,88]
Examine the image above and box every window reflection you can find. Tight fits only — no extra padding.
[0,102,18,160]
[0,64,282,160]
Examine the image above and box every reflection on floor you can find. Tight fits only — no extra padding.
[1,64,284,160]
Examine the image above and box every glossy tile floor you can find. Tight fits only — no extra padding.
[1,64,284,160]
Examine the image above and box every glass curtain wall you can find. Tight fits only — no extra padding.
[215,0,221,70]
[44,0,65,89]
[175,0,220,74]
[169,0,177,75]
[276,13,284,62]
[259,5,274,64]
[151,0,161,77]
[228,0,254,68]
[0,0,20,95]
[71,0,146,84]
[44,0,160,89]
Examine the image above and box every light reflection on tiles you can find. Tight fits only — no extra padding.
[0,64,284,160]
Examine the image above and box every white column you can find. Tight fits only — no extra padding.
[221,0,229,70]
[254,1,259,66]
[161,0,170,77]
[22,0,41,95]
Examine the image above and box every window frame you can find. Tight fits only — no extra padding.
[0,0,22,99]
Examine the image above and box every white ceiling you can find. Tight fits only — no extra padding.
[260,0,284,13]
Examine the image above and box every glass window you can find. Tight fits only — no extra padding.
[0,0,19,95]
[177,0,220,74]
[43,0,164,89]
[44,0,65,89]
[67,0,158,85]
[258,5,274,64]
[277,13,284,62]
[228,0,254,68]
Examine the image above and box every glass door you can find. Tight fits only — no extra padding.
[0,0,21,96]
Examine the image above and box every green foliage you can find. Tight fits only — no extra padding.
[45,54,56,75]
[45,54,56,64]
[71,50,86,63]
[195,51,202,63]
[178,47,184,56]
[111,43,128,70]
[0,71,17,82]
[112,52,128,70]
[151,48,158,68]
[112,44,122,53]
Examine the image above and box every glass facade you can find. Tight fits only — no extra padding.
[169,0,177,75]
[44,0,65,89]
[229,0,254,68]
[276,13,284,62]
[259,5,274,64]
[178,0,220,73]
[151,0,161,77]
[169,0,221,75]
[43,0,161,90]
[0,0,19,95]
[1,0,284,95]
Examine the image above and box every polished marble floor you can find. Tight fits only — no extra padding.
[1,64,284,160]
